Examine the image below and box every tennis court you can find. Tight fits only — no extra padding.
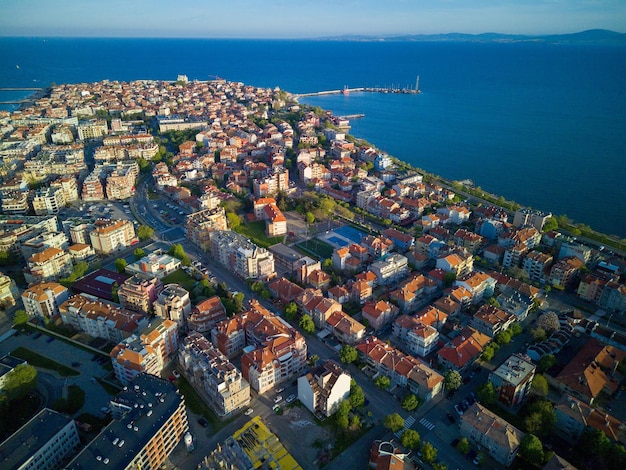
[327,236,349,247]
[334,225,366,244]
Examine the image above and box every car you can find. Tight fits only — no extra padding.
[33,333,42,339]
[451,438,460,448]
[286,394,296,404]
[274,395,283,404]
[198,418,209,428]
[101,406,110,414]
[447,412,456,424]
[275,387,284,394]
[273,405,280,413]
[168,375,177,382]
[245,408,254,416]
[46,336,55,343]
[454,404,464,416]
[467,449,477,461]
[172,370,180,379]
[473,455,481,465]
[90,377,97,383]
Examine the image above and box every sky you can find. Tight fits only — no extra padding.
[1,0,625,38]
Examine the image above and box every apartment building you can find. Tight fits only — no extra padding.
[325,310,367,345]
[522,250,553,282]
[31,186,66,215]
[0,272,19,307]
[76,118,108,140]
[188,296,227,334]
[392,315,439,357]
[252,167,289,197]
[489,353,536,407]
[117,273,163,315]
[0,408,80,470]
[81,172,105,200]
[179,332,251,417]
[513,207,551,231]
[210,230,275,281]
[153,284,191,328]
[437,326,491,373]
[184,207,228,251]
[369,253,408,286]
[89,219,136,254]
[25,247,72,284]
[125,252,181,279]
[470,304,516,338]
[455,271,497,305]
[21,282,69,320]
[361,299,399,332]
[298,360,351,418]
[67,374,189,470]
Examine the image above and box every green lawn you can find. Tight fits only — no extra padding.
[295,238,334,260]
[235,221,283,249]
[162,269,196,291]
[11,347,79,377]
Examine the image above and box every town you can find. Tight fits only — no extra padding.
[0,75,624,470]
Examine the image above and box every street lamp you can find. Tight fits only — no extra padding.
[607,312,614,327]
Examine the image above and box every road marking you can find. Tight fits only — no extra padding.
[419,417,435,431]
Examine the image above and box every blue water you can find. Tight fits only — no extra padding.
[1,38,625,236]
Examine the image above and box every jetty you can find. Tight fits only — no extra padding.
[0,87,48,105]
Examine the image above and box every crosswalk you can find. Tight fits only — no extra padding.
[394,415,416,438]
[419,417,435,431]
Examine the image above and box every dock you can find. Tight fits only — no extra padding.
[0,87,48,105]
[294,86,420,99]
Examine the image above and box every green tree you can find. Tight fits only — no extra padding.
[487,297,501,308]
[383,413,404,433]
[133,248,146,260]
[0,250,19,266]
[309,354,319,366]
[339,345,358,364]
[481,344,496,362]
[349,382,365,409]
[457,437,470,455]
[444,370,463,392]
[305,211,315,225]
[531,327,547,342]
[542,217,559,232]
[495,330,512,345]
[114,258,127,273]
[298,314,315,334]
[432,464,448,470]
[443,272,457,287]
[477,382,496,405]
[525,399,556,436]
[168,244,190,265]
[519,434,544,466]
[2,364,37,402]
[136,225,154,241]
[335,399,351,429]
[421,441,438,463]
[226,212,241,230]
[13,309,29,326]
[375,375,391,390]
[401,393,420,412]
[530,374,549,397]
[509,322,523,336]
[537,354,556,373]
[401,429,421,450]
[284,302,298,320]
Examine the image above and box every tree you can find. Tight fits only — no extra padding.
[401,394,420,412]
[530,374,549,397]
[309,354,319,366]
[477,382,496,405]
[509,322,523,336]
[537,312,560,333]
[114,258,127,273]
[495,329,512,345]
[487,297,501,308]
[443,272,457,287]
[335,399,351,430]
[2,364,37,402]
[298,314,315,334]
[530,326,547,342]
[421,441,438,463]
[457,437,470,455]
[375,375,391,390]
[383,413,404,433]
[542,217,558,233]
[13,309,29,326]
[525,399,556,436]
[432,464,448,470]
[305,211,315,225]
[444,370,462,392]
[481,344,496,362]
[339,345,358,364]
[133,248,146,260]
[519,434,544,466]
[0,250,19,266]
[136,225,154,241]
[349,383,365,409]
[226,212,241,230]
[168,244,190,265]
[536,354,556,374]
[401,429,421,450]
[284,302,298,320]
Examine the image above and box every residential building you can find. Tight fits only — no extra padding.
[309,297,343,330]
[489,353,536,407]
[436,251,474,277]
[298,360,351,418]
[470,304,516,338]
[356,336,443,401]
[382,228,414,252]
[0,408,80,470]
[67,374,189,470]
[437,326,491,372]
[325,310,367,345]
[392,315,439,357]
[188,296,227,334]
[117,273,163,315]
[110,318,179,385]
[89,219,136,254]
[513,208,551,231]
[253,198,287,237]
[20,230,70,260]
[459,403,525,467]
[455,271,497,305]
[21,282,69,320]
[389,273,438,314]
[179,332,251,417]
[184,207,228,251]
[60,293,149,343]
[31,187,66,215]
[25,247,72,284]
[213,300,307,393]
[549,256,585,289]
[76,118,108,140]
[368,440,411,470]
[210,230,275,281]
[361,299,399,331]
[125,251,181,279]
[369,253,408,286]
[153,284,191,328]
[0,272,19,307]
[522,250,553,282]
[558,240,592,264]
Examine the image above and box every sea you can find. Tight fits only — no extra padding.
[1,37,625,237]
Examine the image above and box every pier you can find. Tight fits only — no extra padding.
[0,87,48,105]
[294,85,420,99]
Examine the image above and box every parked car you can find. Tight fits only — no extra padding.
[245,408,254,416]
[286,394,296,404]
[447,412,456,424]
[172,370,180,379]
[454,404,464,416]
[274,395,283,404]
[198,418,209,428]
[275,387,284,394]
[450,438,460,448]
[467,449,477,461]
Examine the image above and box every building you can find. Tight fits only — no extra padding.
[125,251,181,279]
[368,440,411,470]
[76,118,108,140]
[513,208,551,231]
[0,272,19,307]
[188,296,227,334]
[25,247,72,284]
[60,293,149,343]
[210,230,275,281]
[71,268,130,302]
[117,273,163,315]
[21,282,69,320]
[392,315,439,357]
[522,250,553,282]
[356,336,443,401]
[67,373,189,470]
[325,310,367,345]
[179,332,250,417]
[31,187,66,215]
[455,271,496,305]
[470,304,516,338]
[153,284,191,328]
[213,300,307,393]
[0,408,80,470]
[369,253,409,286]
[361,299,399,332]
[254,198,287,237]
[110,318,179,385]
[184,207,228,251]
[89,219,136,254]
[459,403,525,467]
[489,353,536,407]
[437,326,491,373]
[298,360,351,418]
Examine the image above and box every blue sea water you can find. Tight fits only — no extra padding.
[1,38,625,236]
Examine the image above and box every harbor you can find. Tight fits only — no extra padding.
[294,76,421,99]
